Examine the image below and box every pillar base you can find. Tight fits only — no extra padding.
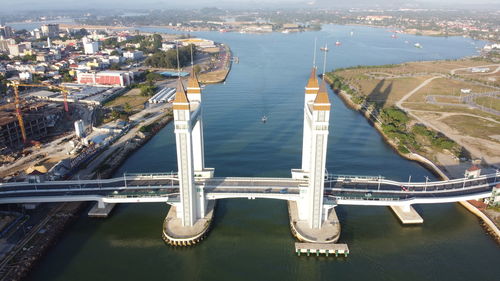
[162,200,216,246]
[288,201,340,243]
[88,202,116,218]
[389,205,424,224]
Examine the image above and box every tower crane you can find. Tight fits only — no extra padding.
[7,81,71,144]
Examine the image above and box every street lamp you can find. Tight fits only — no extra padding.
[424,176,429,192]
[377,175,381,191]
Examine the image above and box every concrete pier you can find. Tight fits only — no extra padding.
[88,202,116,218]
[295,242,349,257]
[162,201,215,246]
[288,201,340,243]
[390,205,424,224]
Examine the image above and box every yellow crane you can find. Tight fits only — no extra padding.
[7,81,71,144]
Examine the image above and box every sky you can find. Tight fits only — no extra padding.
[0,0,499,11]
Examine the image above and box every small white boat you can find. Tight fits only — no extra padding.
[261,116,268,123]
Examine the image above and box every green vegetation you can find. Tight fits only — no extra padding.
[59,69,74,82]
[110,109,130,122]
[145,45,197,69]
[139,122,157,133]
[145,72,164,82]
[139,81,156,97]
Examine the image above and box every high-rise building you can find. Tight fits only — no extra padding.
[0,25,13,39]
[0,38,15,53]
[82,38,99,54]
[41,24,59,38]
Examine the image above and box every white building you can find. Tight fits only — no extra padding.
[123,51,144,60]
[83,38,99,55]
[19,72,32,81]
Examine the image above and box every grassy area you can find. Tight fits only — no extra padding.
[402,102,500,122]
[474,96,500,112]
[104,88,149,113]
[434,96,462,104]
[408,77,495,102]
[440,115,500,143]
[328,58,500,163]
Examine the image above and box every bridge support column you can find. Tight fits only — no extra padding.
[163,76,215,246]
[88,201,115,218]
[389,205,423,224]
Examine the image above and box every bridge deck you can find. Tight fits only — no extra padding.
[0,173,497,205]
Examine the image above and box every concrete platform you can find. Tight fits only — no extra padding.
[288,201,340,243]
[162,200,215,246]
[295,242,349,257]
[390,205,424,224]
[88,202,116,218]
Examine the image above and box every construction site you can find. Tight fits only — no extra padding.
[0,82,98,181]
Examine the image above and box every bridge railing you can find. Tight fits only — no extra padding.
[325,172,499,189]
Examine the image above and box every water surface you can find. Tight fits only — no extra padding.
[28,25,498,281]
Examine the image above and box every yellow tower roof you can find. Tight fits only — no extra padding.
[313,80,331,111]
[187,68,201,94]
[173,79,190,110]
[305,67,319,94]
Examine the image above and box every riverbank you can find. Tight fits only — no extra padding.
[0,111,174,281]
[324,73,500,243]
[198,45,232,84]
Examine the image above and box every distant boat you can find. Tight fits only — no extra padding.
[320,46,329,52]
[350,30,354,36]
[391,33,397,39]
[414,43,423,48]
[261,116,268,123]
[335,41,341,46]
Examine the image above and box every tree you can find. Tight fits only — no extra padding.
[144,45,197,68]
[123,102,132,113]
[194,65,202,75]
[146,72,163,82]
[140,81,156,97]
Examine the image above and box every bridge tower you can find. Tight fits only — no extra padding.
[172,71,213,227]
[293,69,331,229]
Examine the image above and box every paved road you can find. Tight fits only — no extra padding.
[0,173,497,204]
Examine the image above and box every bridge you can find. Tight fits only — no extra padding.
[1,172,497,205]
[1,68,498,245]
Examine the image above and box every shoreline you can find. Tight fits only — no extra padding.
[324,75,500,243]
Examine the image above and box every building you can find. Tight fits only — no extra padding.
[41,24,59,38]
[464,165,481,178]
[0,103,59,148]
[74,120,85,138]
[83,38,99,55]
[77,71,133,87]
[0,38,15,53]
[123,50,143,60]
[177,38,216,49]
[7,43,28,56]
[19,72,32,81]
[0,25,13,39]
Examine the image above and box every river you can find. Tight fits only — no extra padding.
[27,25,499,281]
